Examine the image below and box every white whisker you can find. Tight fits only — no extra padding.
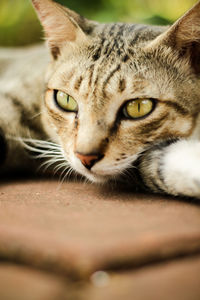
[8,136,71,177]
[53,162,68,175]
[30,112,42,120]
[60,166,74,184]
[42,158,67,173]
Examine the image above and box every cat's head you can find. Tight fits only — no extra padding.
[32,0,200,183]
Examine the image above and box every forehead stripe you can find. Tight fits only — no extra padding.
[74,76,83,91]
[102,64,121,97]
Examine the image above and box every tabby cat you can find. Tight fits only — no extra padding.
[1,0,200,198]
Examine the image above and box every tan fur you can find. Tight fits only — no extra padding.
[37,0,199,183]
[1,0,200,198]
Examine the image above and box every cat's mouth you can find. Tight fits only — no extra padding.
[70,158,118,183]
[74,163,124,184]
[68,151,138,184]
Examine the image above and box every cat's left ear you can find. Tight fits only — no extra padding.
[148,1,200,74]
[32,0,92,59]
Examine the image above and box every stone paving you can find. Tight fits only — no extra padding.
[0,179,200,300]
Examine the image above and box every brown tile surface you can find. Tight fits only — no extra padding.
[0,264,68,300]
[0,179,200,299]
[87,256,200,300]
[0,180,200,277]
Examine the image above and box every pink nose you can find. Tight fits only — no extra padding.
[75,152,103,170]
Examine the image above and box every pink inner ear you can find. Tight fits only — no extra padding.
[45,18,77,43]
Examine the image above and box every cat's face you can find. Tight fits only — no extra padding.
[33,0,200,183]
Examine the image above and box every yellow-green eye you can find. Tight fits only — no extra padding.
[123,98,154,119]
[55,91,78,112]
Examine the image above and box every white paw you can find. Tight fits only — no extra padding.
[162,140,200,198]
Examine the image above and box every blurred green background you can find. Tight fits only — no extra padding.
[0,0,197,46]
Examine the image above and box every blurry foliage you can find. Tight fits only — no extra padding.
[0,0,197,46]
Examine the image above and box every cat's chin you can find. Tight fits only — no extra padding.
[75,167,115,184]
[69,156,121,184]
[82,172,111,184]
[69,158,114,183]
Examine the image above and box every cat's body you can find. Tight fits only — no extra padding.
[1,0,200,198]
[0,45,49,174]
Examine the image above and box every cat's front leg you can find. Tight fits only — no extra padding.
[139,140,200,199]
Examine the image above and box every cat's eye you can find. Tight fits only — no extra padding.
[55,91,78,112]
[123,98,154,119]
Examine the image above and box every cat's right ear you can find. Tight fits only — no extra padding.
[146,1,200,74]
[31,0,89,59]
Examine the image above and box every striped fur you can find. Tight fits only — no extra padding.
[1,0,200,198]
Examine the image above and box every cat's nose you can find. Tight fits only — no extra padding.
[75,152,104,170]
